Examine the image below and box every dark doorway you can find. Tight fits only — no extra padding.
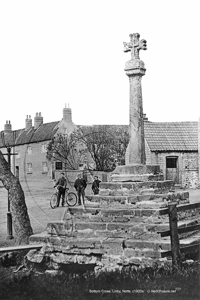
[166,156,179,183]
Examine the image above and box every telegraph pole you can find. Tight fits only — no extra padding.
[5,147,14,239]
[1,131,17,240]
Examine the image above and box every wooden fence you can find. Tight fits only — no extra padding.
[158,202,200,267]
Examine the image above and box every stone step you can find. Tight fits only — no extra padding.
[100,180,174,191]
[29,232,168,256]
[47,221,149,235]
[28,229,200,268]
[69,206,163,217]
[46,215,200,239]
[88,192,189,204]
[111,173,164,182]
[87,194,163,203]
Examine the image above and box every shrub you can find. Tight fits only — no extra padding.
[0,262,199,300]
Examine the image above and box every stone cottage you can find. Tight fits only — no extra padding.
[144,120,199,188]
[0,105,77,182]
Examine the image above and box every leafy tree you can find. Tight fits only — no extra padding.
[0,150,33,245]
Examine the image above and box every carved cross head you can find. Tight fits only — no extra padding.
[123,33,147,60]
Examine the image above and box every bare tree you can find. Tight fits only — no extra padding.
[46,133,86,170]
[0,151,33,245]
[72,125,129,171]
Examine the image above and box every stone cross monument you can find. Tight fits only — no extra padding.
[124,33,147,165]
[111,33,161,181]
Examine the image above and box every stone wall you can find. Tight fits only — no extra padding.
[125,143,199,187]
[155,152,199,188]
[55,170,108,184]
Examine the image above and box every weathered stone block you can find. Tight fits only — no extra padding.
[95,230,113,237]
[50,253,76,264]
[123,248,137,258]
[125,239,171,251]
[122,183,133,189]
[112,164,160,175]
[90,215,102,222]
[135,210,141,217]
[102,238,123,248]
[100,183,122,190]
[76,255,98,264]
[105,248,123,255]
[101,209,135,217]
[141,209,159,217]
[114,216,130,223]
[142,249,161,258]
[107,223,144,233]
[101,216,114,223]
[68,238,102,249]
[136,201,167,209]
[75,222,106,231]
[128,258,142,265]
[27,249,44,263]
[99,189,111,196]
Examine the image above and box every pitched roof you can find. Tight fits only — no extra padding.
[0,121,59,147]
[144,121,198,152]
[0,120,198,152]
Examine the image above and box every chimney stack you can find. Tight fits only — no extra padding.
[63,103,72,124]
[25,115,32,131]
[34,112,43,129]
[4,120,12,133]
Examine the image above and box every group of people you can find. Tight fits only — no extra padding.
[54,172,101,207]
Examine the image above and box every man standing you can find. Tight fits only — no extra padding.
[74,173,87,205]
[54,172,67,207]
[92,176,101,195]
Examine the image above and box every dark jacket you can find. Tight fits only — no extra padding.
[55,177,67,188]
[92,179,101,192]
[74,178,87,191]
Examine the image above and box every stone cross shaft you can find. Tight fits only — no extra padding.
[124,33,147,165]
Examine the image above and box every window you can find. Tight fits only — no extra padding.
[42,162,48,172]
[79,163,84,170]
[55,161,62,170]
[166,156,178,168]
[27,163,32,173]
[42,144,47,153]
[27,146,32,154]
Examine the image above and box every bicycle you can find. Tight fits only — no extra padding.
[50,186,77,209]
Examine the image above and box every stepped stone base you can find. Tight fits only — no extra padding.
[28,201,200,271]
[27,164,199,270]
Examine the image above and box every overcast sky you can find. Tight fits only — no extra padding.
[0,0,200,131]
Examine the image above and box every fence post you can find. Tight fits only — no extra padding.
[168,202,181,267]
